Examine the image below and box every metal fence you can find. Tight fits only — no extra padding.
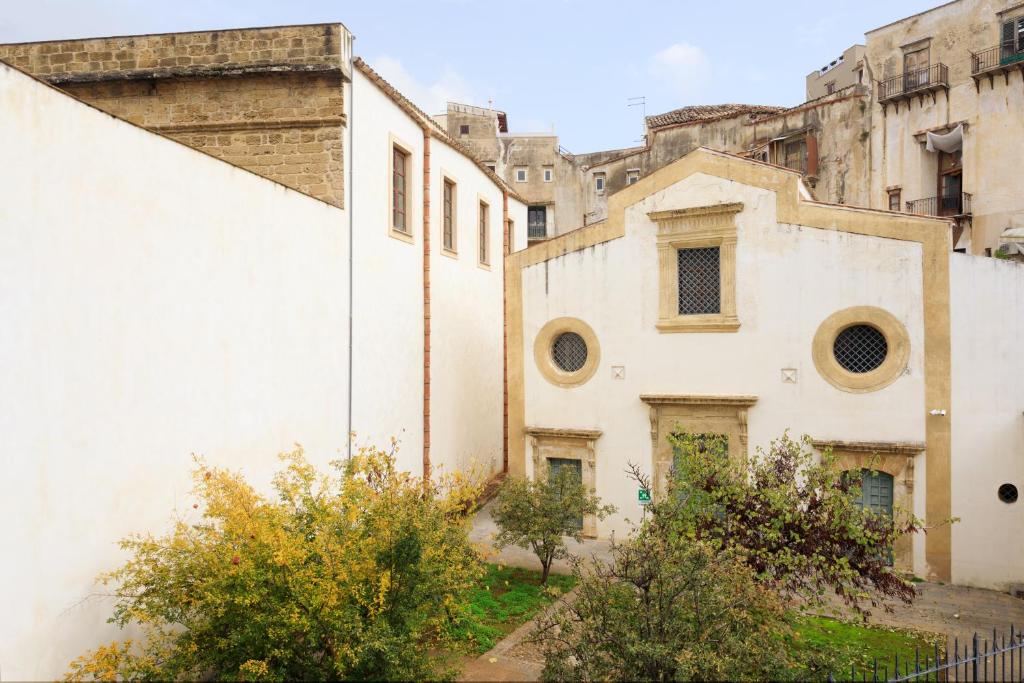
[830,627,1024,682]
[904,192,972,218]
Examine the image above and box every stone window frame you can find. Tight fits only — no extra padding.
[533,317,601,388]
[515,166,528,183]
[594,173,606,194]
[812,306,910,393]
[543,166,554,183]
[527,427,602,538]
[640,394,757,501]
[811,440,924,573]
[887,186,902,212]
[440,172,458,258]
[626,168,640,185]
[388,133,415,244]
[650,202,742,333]
[477,196,491,269]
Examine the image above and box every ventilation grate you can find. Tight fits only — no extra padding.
[552,332,588,372]
[833,325,888,373]
[677,247,721,315]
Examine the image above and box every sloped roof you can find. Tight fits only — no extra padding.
[646,104,787,130]
[353,57,522,202]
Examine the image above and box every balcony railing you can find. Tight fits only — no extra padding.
[528,223,548,240]
[905,192,972,217]
[877,63,949,102]
[971,44,1024,76]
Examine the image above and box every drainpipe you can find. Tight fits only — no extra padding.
[346,41,356,461]
[502,190,510,473]
[422,128,432,482]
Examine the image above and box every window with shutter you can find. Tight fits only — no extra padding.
[392,146,408,233]
[442,179,455,252]
[478,201,490,266]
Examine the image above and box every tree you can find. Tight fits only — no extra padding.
[491,467,614,584]
[65,444,484,682]
[534,521,796,681]
[644,432,928,615]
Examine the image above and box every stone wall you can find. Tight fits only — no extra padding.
[0,24,349,207]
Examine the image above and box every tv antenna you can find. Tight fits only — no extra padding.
[628,96,646,143]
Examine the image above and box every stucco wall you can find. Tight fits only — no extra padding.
[949,254,1024,589]
[520,172,927,543]
[0,63,348,679]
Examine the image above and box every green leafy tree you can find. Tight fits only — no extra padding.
[650,432,928,614]
[65,443,485,682]
[535,524,796,681]
[491,468,614,584]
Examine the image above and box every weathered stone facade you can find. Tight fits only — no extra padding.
[0,24,351,207]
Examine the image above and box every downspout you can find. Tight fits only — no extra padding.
[502,190,510,473]
[346,43,356,461]
[422,128,432,482]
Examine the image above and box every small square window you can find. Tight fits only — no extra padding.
[595,175,605,192]
[626,170,640,185]
[543,167,553,182]
[459,124,470,135]
[888,189,902,212]
[515,167,528,183]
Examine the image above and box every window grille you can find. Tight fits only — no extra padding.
[833,324,888,373]
[392,147,407,232]
[677,247,721,315]
[479,202,489,265]
[552,332,587,372]
[443,180,454,250]
[998,483,1018,504]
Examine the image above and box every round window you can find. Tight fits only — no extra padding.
[552,332,588,372]
[833,324,888,374]
[998,483,1018,504]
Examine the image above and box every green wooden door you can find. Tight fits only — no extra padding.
[548,458,583,530]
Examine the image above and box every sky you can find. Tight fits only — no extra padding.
[0,0,941,152]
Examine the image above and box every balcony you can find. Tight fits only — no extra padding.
[877,63,949,108]
[970,45,1024,88]
[904,192,972,218]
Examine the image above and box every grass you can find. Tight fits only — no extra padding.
[449,563,576,654]
[787,613,943,677]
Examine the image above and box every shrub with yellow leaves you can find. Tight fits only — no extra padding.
[65,443,485,681]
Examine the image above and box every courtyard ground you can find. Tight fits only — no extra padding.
[463,500,1024,681]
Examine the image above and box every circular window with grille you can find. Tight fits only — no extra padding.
[552,332,588,372]
[812,307,910,393]
[998,483,1018,504]
[534,318,600,388]
[834,324,888,373]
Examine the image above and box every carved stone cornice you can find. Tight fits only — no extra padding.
[647,202,744,223]
[811,440,925,455]
[640,394,758,408]
[525,426,603,441]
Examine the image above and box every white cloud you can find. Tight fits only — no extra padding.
[648,42,711,101]
[370,55,478,115]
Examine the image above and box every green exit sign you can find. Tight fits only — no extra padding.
[638,488,651,504]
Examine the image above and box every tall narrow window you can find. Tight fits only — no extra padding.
[528,206,547,240]
[443,179,456,252]
[392,146,408,233]
[479,201,490,266]
[595,174,605,193]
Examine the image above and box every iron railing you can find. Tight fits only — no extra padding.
[830,627,1024,682]
[878,64,949,101]
[905,192,972,217]
[971,45,1024,74]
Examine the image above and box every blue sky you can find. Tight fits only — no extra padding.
[1,0,939,152]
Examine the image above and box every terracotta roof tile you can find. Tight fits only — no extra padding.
[646,104,787,130]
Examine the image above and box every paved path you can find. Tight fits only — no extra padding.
[463,502,1024,680]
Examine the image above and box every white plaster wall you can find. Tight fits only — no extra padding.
[509,198,528,253]
[949,254,1024,589]
[0,64,348,679]
[521,173,927,545]
[350,69,425,473]
[430,143,507,479]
